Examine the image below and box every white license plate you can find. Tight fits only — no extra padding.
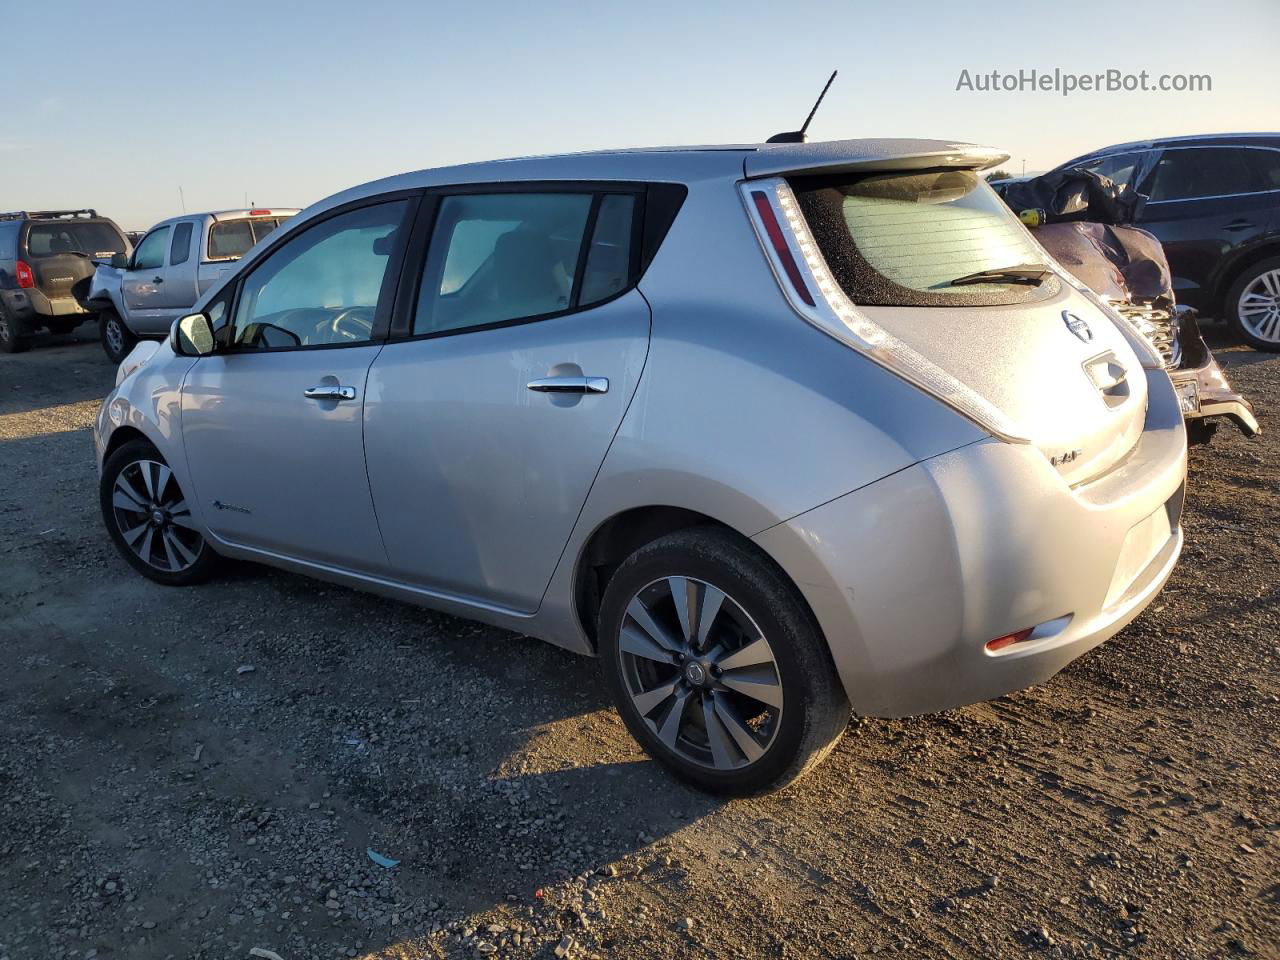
[1174,379,1200,415]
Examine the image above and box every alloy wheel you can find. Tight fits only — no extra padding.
[104,316,125,356]
[0,314,11,345]
[1237,268,1280,344]
[616,576,783,771]
[111,459,204,572]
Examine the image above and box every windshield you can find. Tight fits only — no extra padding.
[207,217,290,261]
[25,221,127,258]
[789,170,1056,307]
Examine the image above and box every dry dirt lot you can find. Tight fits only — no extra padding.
[1,325,1277,960]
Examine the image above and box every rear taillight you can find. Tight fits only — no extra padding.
[750,191,814,306]
[15,260,34,288]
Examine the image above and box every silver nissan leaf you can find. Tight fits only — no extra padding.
[94,139,1187,794]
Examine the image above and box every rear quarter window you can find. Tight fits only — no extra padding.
[790,169,1059,307]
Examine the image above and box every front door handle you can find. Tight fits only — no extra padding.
[527,375,609,394]
[303,385,357,401]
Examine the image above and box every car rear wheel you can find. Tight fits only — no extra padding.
[1226,257,1280,352]
[598,528,849,795]
[0,304,30,354]
[99,309,138,364]
[100,439,218,585]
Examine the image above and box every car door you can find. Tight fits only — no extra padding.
[364,188,650,612]
[180,196,415,572]
[1135,146,1270,312]
[156,219,199,317]
[121,225,171,332]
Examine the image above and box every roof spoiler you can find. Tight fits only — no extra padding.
[745,140,1010,179]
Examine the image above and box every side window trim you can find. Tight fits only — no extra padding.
[214,191,421,355]
[388,181,651,344]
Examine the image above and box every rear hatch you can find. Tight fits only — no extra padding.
[749,160,1148,486]
[22,219,128,304]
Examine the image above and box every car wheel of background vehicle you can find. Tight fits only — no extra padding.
[100,438,218,586]
[99,309,137,363]
[0,304,30,354]
[598,527,850,795]
[1226,256,1280,352]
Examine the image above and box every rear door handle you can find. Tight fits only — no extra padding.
[1224,219,1255,232]
[153,276,164,283]
[527,376,609,394]
[303,385,357,401]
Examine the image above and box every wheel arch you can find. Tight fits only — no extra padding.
[102,425,152,463]
[571,505,824,657]
[1214,239,1280,312]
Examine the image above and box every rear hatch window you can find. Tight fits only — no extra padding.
[25,221,127,259]
[790,170,1057,307]
[207,218,288,261]
[778,170,1149,486]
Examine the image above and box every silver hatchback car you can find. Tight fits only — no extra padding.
[95,139,1188,794]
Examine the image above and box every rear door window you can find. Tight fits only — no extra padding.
[1146,148,1262,201]
[1244,149,1280,192]
[789,169,1056,307]
[25,221,127,258]
[169,222,194,266]
[413,193,594,335]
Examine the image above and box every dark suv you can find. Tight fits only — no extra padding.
[0,209,130,353]
[1047,134,1280,350]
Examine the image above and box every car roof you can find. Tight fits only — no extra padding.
[310,138,1008,212]
[1061,132,1280,167]
[143,209,302,232]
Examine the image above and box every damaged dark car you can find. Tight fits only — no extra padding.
[994,168,1260,445]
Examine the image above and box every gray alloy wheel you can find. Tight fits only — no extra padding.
[103,313,126,356]
[615,575,783,771]
[111,458,204,573]
[1237,267,1280,345]
[0,306,27,354]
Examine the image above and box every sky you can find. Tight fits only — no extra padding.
[4,0,1277,231]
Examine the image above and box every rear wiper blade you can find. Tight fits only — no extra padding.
[949,264,1052,286]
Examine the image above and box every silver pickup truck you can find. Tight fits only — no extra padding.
[88,207,298,361]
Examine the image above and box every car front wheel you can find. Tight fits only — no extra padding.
[1226,256,1280,352]
[100,439,217,585]
[99,309,138,364]
[598,528,849,795]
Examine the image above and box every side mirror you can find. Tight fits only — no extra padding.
[172,313,216,356]
[111,253,130,269]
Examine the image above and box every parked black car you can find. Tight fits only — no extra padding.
[1040,133,1280,351]
[0,209,130,353]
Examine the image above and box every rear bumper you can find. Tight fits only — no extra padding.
[755,368,1188,717]
[0,288,93,323]
[1170,363,1260,439]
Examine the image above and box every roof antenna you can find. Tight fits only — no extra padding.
[767,70,837,144]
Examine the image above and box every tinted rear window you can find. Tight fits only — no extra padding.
[207,218,286,260]
[25,221,126,258]
[790,170,1057,307]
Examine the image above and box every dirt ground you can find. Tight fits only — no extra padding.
[1,324,1277,960]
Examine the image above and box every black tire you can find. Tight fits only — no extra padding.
[99,309,138,363]
[100,438,218,586]
[1225,255,1280,352]
[0,303,30,354]
[47,318,79,336]
[598,527,849,795]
